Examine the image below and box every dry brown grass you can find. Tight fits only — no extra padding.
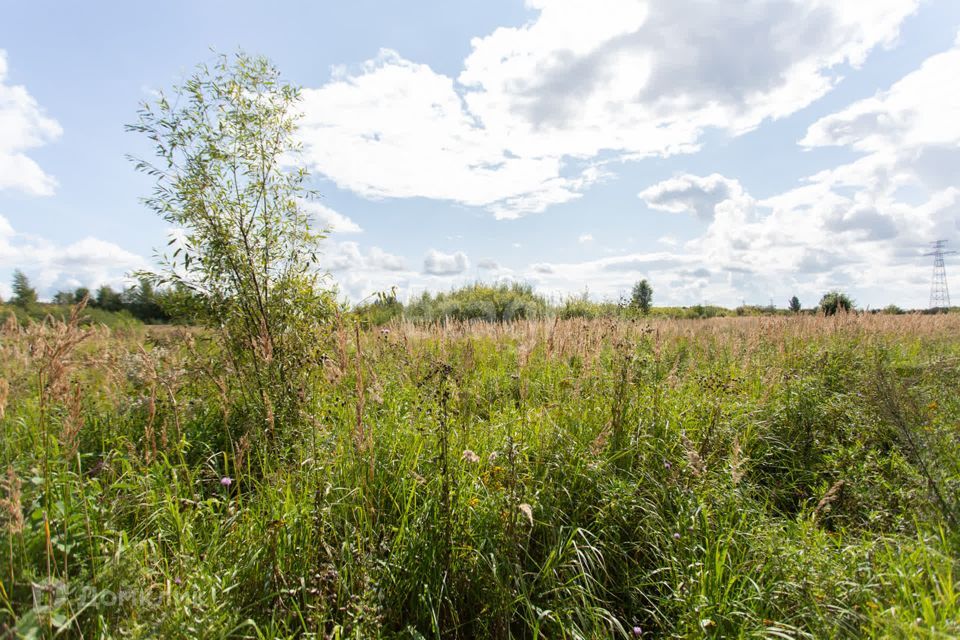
[390,313,960,362]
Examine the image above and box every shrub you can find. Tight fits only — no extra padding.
[819,291,855,315]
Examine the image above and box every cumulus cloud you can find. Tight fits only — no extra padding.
[0,51,62,196]
[639,173,744,221]
[298,1,917,218]
[314,240,414,301]
[578,233,594,243]
[575,34,959,308]
[423,249,469,275]
[322,241,406,272]
[477,258,500,270]
[800,34,960,205]
[301,201,363,233]
[0,213,146,298]
[368,247,407,271]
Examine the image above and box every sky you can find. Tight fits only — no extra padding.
[1,0,959,309]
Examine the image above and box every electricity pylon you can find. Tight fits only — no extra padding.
[923,240,957,309]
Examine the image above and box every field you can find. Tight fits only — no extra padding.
[1,311,959,638]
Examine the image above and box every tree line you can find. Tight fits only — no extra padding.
[3,269,171,323]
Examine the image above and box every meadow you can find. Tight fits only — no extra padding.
[1,308,959,638]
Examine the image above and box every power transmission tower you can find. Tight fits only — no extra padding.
[923,240,957,309]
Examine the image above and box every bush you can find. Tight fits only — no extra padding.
[405,282,548,323]
[819,291,855,315]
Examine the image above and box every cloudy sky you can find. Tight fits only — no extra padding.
[2,0,959,308]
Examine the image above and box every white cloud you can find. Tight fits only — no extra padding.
[0,51,62,196]
[0,214,146,298]
[315,240,413,301]
[423,249,469,275]
[299,51,599,220]
[298,1,918,218]
[301,201,363,233]
[639,173,744,221]
[369,247,407,271]
[799,34,960,205]
[322,241,406,272]
[578,233,594,243]
[602,32,960,310]
[477,258,500,270]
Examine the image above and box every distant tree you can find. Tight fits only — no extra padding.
[74,287,91,303]
[52,291,76,305]
[819,291,854,316]
[883,304,904,315]
[630,279,653,315]
[788,296,801,313]
[122,277,167,322]
[11,270,38,307]
[95,285,123,312]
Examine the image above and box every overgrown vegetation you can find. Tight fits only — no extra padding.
[1,311,959,638]
[1,51,957,639]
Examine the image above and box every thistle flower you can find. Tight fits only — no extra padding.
[632,626,642,636]
[462,449,480,463]
[673,532,681,540]
[220,476,233,487]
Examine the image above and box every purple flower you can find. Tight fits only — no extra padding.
[633,626,642,636]
[663,461,672,469]
[673,532,681,540]
[220,476,233,487]
[174,577,182,585]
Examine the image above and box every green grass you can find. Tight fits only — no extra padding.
[1,313,959,638]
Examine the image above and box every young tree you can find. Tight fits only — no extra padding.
[128,52,331,435]
[788,296,801,313]
[819,291,854,316]
[630,279,653,315]
[11,270,38,307]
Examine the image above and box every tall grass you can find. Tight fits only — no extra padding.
[1,311,959,638]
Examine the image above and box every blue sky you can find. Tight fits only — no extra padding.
[1,0,959,308]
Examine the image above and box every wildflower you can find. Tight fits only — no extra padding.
[220,476,233,487]
[663,461,671,469]
[673,532,681,540]
[518,503,534,526]
[632,626,642,636]
[174,577,182,585]
[462,449,480,463]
